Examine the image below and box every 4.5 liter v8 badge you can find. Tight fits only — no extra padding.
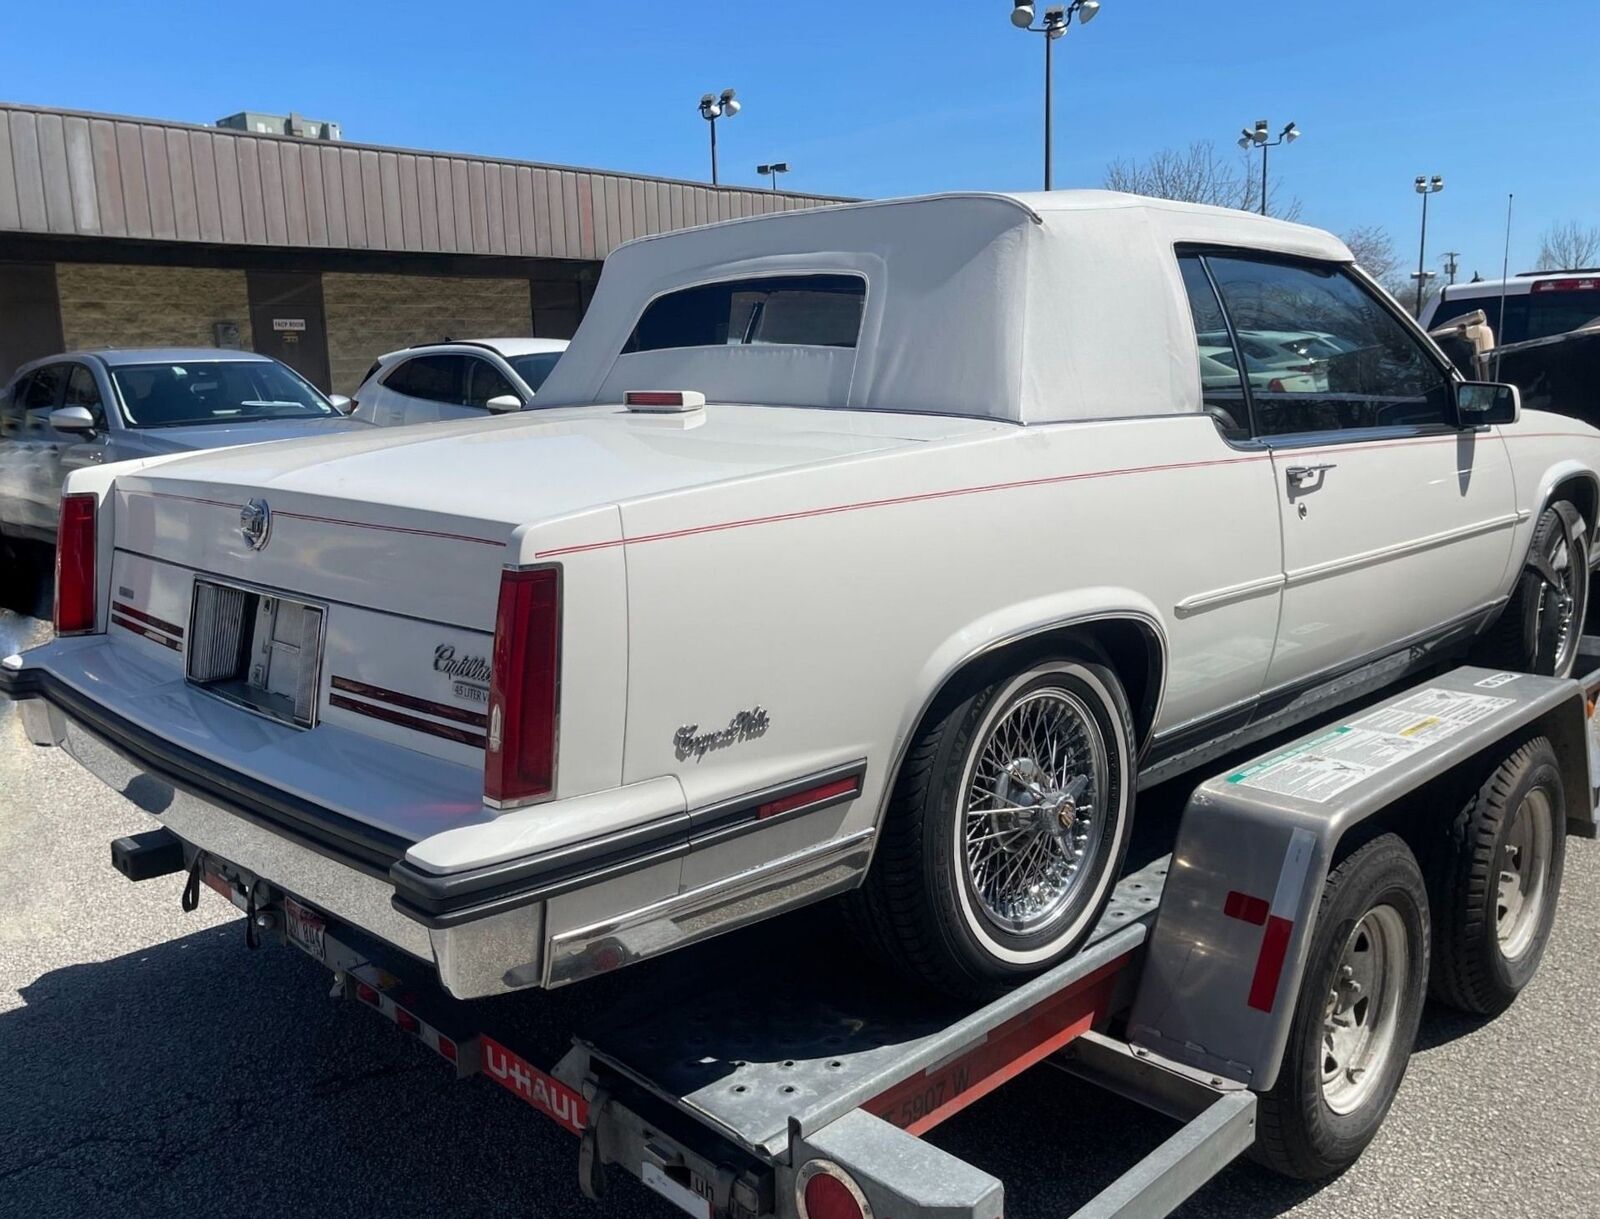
[674,707,771,762]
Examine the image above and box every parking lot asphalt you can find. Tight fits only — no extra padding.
[3,596,1599,1219]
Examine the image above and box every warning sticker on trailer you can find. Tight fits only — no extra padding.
[1227,688,1516,803]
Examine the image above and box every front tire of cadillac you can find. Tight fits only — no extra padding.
[853,649,1135,998]
[1477,501,1588,678]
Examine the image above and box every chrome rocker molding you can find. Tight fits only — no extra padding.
[390,758,870,929]
[543,827,876,987]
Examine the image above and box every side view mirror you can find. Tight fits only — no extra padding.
[328,393,354,413]
[485,394,523,414]
[49,406,97,434]
[1455,380,1519,427]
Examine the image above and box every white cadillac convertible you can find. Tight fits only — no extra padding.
[5,191,1598,1000]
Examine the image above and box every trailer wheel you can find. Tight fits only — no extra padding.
[1256,834,1429,1181]
[1428,736,1566,1016]
[853,648,1134,998]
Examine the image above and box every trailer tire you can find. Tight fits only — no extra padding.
[1256,834,1429,1181]
[1427,735,1565,1016]
[851,647,1134,998]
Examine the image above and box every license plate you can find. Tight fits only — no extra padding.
[641,1163,713,1219]
[284,897,327,961]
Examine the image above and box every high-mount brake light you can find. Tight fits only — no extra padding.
[54,493,98,635]
[1532,277,1599,294]
[625,389,707,413]
[484,566,561,807]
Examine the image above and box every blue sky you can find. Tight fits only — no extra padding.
[6,0,1596,279]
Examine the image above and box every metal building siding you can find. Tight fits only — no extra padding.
[0,103,849,259]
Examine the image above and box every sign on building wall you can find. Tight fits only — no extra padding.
[272,318,307,331]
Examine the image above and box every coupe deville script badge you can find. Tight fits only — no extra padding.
[240,498,272,550]
[674,707,771,762]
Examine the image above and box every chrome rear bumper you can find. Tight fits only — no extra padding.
[7,661,873,999]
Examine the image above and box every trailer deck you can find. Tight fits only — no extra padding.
[95,647,1600,1219]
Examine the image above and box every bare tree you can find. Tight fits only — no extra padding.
[1103,140,1301,220]
[1340,225,1421,304]
[1536,220,1600,271]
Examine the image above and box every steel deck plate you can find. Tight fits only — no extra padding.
[577,857,1169,1157]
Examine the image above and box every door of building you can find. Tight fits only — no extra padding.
[247,271,332,392]
[0,262,65,385]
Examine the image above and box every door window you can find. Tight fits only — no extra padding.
[383,354,466,404]
[21,363,67,412]
[64,364,106,427]
[1177,256,1251,440]
[1200,255,1451,438]
[464,358,519,409]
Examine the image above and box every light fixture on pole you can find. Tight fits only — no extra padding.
[697,88,741,186]
[1237,119,1299,217]
[756,161,790,191]
[1412,174,1445,315]
[1010,0,1101,191]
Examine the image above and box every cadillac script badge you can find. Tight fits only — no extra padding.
[674,707,771,762]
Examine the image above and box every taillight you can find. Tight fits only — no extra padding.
[54,493,97,635]
[484,566,561,807]
[797,1161,871,1219]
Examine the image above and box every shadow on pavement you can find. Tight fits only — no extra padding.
[0,893,1335,1219]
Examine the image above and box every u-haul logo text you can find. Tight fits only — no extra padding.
[481,1036,587,1135]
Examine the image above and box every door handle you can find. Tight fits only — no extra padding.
[1286,463,1335,487]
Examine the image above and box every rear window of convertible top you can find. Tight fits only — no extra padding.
[622,274,865,353]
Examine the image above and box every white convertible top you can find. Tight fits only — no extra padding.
[534,190,1353,424]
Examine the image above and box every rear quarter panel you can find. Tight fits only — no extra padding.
[592,414,1287,868]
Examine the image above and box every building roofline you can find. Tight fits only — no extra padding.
[0,99,855,204]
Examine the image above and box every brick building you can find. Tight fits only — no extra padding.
[0,103,844,392]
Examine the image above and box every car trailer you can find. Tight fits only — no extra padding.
[107,649,1600,1219]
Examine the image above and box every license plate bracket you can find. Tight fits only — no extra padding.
[284,896,327,961]
[187,578,326,728]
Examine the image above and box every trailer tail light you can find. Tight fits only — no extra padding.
[484,566,561,807]
[797,1161,872,1219]
[54,493,98,635]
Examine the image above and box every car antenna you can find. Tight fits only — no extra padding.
[1494,194,1513,382]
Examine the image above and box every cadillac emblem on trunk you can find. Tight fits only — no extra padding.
[240,498,272,550]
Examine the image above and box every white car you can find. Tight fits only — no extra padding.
[351,337,569,426]
[5,191,1597,1010]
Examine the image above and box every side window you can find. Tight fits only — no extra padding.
[2,374,32,435]
[1177,256,1250,440]
[464,358,518,409]
[1203,255,1451,437]
[22,363,67,412]
[384,354,464,404]
[21,364,68,432]
[623,274,866,353]
[64,364,106,426]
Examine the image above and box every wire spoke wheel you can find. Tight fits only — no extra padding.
[960,686,1108,936]
[1496,788,1554,961]
[1320,904,1409,1116]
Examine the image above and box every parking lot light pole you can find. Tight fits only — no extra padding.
[756,161,790,191]
[1237,119,1300,216]
[1010,0,1101,191]
[1414,175,1445,315]
[698,89,741,186]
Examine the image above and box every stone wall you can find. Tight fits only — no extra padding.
[56,264,253,352]
[322,272,532,394]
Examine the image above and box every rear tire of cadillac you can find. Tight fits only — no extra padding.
[1255,834,1429,1181]
[852,649,1135,999]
